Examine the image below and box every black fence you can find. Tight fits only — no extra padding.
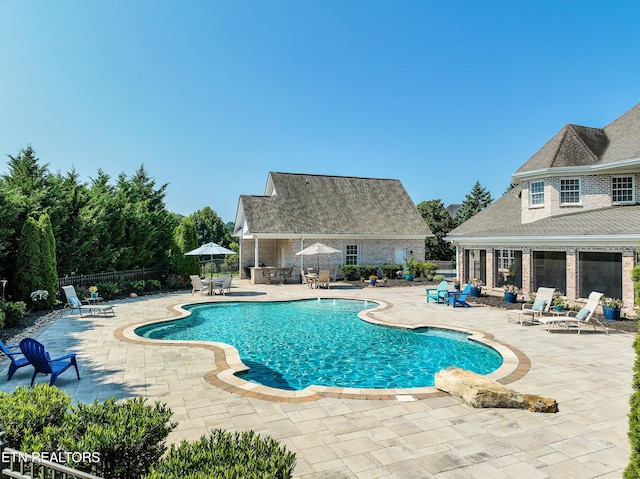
[58,267,168,290]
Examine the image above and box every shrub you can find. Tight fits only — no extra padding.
[117,278,135,296]
[0,308,4,329]
[433,274,445,282]
[164,274,186,290]
[381,263,403,279]
[145,429,296,479]
[145,279,162,291]
[0,384,71,448]
[56,397,176,479]
[1,301,26,327]
[339,265,378,281]
[95,281,118,300]
[416,262,438,280]
[625,326,640,478]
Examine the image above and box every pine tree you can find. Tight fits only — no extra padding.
[416,199,456,261]
[39,214,58,309]
[172,218,201,282]
[454,180,493,225]
[15,217,43,303]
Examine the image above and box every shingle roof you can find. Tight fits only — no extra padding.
[448,183,640,239]
[239,172,432,237]
[516,103,640,174]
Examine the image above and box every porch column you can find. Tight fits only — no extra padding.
[486,248,494,289]
[455,245,460,281]
[566,249,577,300]
[522,248,531,293]
[623,248,637,310]
[254,237,259,267]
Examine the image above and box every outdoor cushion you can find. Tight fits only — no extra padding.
[532,299,546,311]
[70,297,82,307]
[575,308,590,321]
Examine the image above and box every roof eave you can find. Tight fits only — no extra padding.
[445,234,640,247]
[512,156,640,181]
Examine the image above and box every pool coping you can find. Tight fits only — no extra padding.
[115,297,530,402]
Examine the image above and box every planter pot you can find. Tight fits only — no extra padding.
[91,292,98,298]
[404,274,414,281]
[504,292,517,304]
[555,305,563,312]
[454,284,460,291]
[470,286,481,297]
[370,279,376,286]
[602,306,620,321]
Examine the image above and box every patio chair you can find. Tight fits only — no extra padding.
[300,269,308,287]
[19,338,80,386]
[62,285,115,318]
[507,287,555,325]
[214,275,233,295]
[0,340,30,380]
[447,283,472,308]
[190,275,206,295]
[539,291,608,334]
[318,270,330,289]
[426,281,449,304]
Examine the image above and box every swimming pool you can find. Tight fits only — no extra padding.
[135,299,503,391]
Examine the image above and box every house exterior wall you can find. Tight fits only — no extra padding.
[521,173,640,224]
[239,237,425,281]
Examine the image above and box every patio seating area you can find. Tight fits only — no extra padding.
[0,279,633,478]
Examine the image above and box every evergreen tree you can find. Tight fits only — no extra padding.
[172,218,200,280]
[416,199,456,261]
[454,180,493,225]
[625,330,640,478]
[190,207,232,247]
[38,214,58,309]
[15,217,44,303]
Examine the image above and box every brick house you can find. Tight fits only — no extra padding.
[234,172,432,282]
[446,103,640,310]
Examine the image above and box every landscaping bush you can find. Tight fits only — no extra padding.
[339,265,378,281]
[52,397,176,479]
[625,325,640,478]
[144,429,296,479]
[0,308,4,329]
[1,301,26,327]
[381,263,403,279]
[95,281,118,300]
[433,274,446,282]
[416,261,438,280]
[131,280,146,293]
[164,274,186,290]
[0,384,71,448]
[117,278,135,296]
[144,279,162,291]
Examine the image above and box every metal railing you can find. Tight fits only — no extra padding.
[58,266,167,289]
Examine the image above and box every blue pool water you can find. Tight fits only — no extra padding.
[135,299,503,390]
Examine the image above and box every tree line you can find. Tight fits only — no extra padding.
[0,146,233,304]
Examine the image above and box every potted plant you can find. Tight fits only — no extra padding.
[88,285,99,298]
[601,297,623,320]
[470,279,482,297]
[453,279,461,291]
[403,257,417,281]
[552,293,564,312]
[369,275,378,286]
[503,284,520,303]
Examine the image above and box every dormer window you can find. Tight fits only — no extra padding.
[612,176,634,204]
[560,179,581,205]
[529,181,544,207]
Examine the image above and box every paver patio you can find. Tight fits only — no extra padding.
[0,280,633,478]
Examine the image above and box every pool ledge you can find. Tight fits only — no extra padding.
[115,299,529,403]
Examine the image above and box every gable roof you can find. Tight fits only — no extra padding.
[515,103,640,177]
[236,172,432,238]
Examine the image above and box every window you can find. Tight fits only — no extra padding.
[560,179,580,205]
[345,244,359,265]
[612,176,634,204]
[529,181,544,206]
[497,249,515,270]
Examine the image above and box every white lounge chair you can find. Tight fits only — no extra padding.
[507,287,555,325]
[539,291,608,334]
[62,285,115,318]
[190,275,206,295]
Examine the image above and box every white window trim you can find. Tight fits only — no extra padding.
[560,178,581,206]
[345,244,359,265]
[529,181,545,208]
[612,175,635,205]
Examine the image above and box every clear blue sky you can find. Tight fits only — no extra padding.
[1,1,638,223]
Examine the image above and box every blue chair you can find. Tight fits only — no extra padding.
[0,340,30,380]
[426,281,449,304]
[447,284,472,308]
[19,338,80,387]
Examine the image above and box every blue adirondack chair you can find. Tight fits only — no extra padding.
[19,338,80,387]
[0,340,30,380]
[426,281,449,304]
[447,283,472,308]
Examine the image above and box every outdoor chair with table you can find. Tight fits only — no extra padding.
[62,285,115,318]
[539,291,608,334]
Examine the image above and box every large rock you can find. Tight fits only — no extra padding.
[435,367,557,413]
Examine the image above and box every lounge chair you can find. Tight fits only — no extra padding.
[447,283,472,308]
[507,287,555,325]
[62,285,115,318]
[19,338,80,386]
[190,275,206,295]
[426,280,449,304]
[539,291,608,334]
[0,340,30,380]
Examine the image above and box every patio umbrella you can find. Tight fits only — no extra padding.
[185,242,236,278]
[295,242,341,270]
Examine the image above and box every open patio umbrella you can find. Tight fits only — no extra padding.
[185,242,236,278]
[295,242,341,271]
